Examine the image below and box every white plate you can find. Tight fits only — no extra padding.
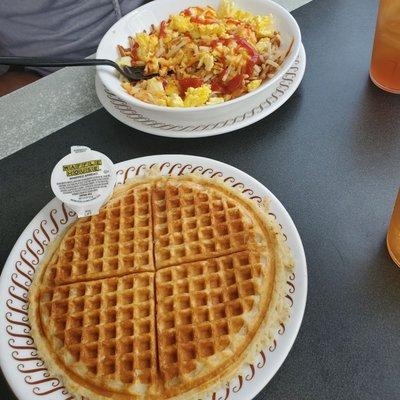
[0,155,307,400]
[96,44,306,138]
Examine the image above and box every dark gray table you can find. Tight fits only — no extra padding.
[1,0,400,399]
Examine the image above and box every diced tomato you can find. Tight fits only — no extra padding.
[211,68,228,93]
[178,77,204,95]
[159,20,167,38]
[190,16,217,24]
[235,37,260,64]
[224,74,244,94]
[210,39,219,48]
[211,79,224,92]
[210,38,231,48]
[211,71,245,95]
[245,60,256,75]
[183,8,192,16]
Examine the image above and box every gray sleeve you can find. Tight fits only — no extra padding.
[0,0,149,76]
[119,0,150,16]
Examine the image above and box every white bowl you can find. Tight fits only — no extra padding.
[96,0,301,125]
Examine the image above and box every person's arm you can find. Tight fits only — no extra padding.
[0,69,40,96]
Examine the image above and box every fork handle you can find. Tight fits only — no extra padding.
[0,56,117,68]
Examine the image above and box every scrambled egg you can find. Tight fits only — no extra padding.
[165,81,180,96]
[169,4,226,37]
[146,78,164,97]
[196,23,226,37]
[138,79,213,108]
[135,33,158,60]
[247,79,262,91]
[218,0,273,38]
[167,93,184,107]
[218,0,238,18]
[251,15,274,38]
[117,56,131,67]
[183,85,212,107]
[169,15,193,33]
[218,0,252,20]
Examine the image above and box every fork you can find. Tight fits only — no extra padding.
[0,56,155,81]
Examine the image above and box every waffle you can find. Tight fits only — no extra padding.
[29,174,293,400]
[156,250,274,397]
[31,273,159,397]
[152,179,259,269]
[42,182,154,286]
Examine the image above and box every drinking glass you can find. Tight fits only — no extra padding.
[370,0,400,93]
[387,190,400,267]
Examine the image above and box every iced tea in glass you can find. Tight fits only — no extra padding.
[387,190,400,267]
[370,0,400,93]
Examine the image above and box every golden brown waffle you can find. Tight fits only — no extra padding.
[32,273,159,397]
[156,250,274,397]
[29,174,293,400]
[152,179,258,269]
[42,182,154,286]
